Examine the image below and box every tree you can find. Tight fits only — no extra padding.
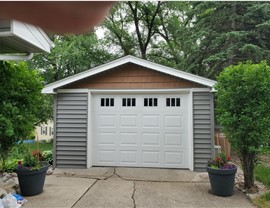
[28,32,115,84]
[215,61,270,190]
[185,2,270,78]
[0,61,47,171]
[103,1,164,59]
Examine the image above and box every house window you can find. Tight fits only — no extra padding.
[49,127,54,136]
[122,98,136,107]
[101,98,114,107]
[41,126,47,135]
[166,98,181,107]
[144,98,158,107]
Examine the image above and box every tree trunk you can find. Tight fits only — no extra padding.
[240,150,255,190]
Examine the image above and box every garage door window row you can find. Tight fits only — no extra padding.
[100,97,181,107]
[122,98,136,107]
[166,98,181,107]
[101,98,114,107]
[144,98,158,107]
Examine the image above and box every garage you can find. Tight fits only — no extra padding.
[42,55,216,171]
[93,93,190,168]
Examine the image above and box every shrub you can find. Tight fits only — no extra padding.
[215,61,270,189]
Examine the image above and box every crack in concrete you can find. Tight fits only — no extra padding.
[114,169,136,208]
[71,179,99,208]
[54,168,209,184]
[131,181,136,208]
[114,168,127,180]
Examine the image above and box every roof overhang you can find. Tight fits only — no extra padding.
[0,20,54,60]
[42,55,217,94]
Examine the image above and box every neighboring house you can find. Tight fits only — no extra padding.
[35,120,54,142]
[42,56,217,171]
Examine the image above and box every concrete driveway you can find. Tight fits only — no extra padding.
[23,167,255,208]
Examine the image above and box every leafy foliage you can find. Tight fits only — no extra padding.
[26,2,270,82]
[42,150,53,165]
[207,152,234,169]
[0,61,45,172]
[28,33,115,84]
[185,2,270,78]
[215,61,270,189]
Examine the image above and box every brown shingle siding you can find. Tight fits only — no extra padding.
[64,63,204,89]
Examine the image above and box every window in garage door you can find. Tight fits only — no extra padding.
[101,98,114,107]
[144,98,158,107]
[166,98,181,107]
[122,98,136,107]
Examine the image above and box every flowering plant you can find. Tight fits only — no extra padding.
[207,152,236,170]
[15,149,46,171]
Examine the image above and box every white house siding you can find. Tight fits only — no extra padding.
[193,92,214,171]
[54,93,88,168]
[35,120,54,141]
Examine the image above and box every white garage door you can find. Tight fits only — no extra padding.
[92,93,190,168]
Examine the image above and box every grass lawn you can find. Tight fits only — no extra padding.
[254,164,270,188]
[26,141,53,152]
[253,192,270,208]
[252,151,270,208]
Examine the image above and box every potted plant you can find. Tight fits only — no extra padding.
[14,149,49,196]
[206,152,237,197]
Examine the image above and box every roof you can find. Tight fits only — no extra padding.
[42,55,217,94]
[0,20,54,55]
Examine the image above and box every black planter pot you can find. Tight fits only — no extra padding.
[206,166,237,197]
[15,164,49,196]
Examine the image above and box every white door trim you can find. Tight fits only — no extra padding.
[87,89,194,170]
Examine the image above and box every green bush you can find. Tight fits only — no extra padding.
[0,159,19,172]
[215,61,270,189]
[43,150,53,165]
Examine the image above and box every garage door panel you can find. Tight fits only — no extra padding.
[119,150,138,164]
[97,114,117,127]
[165,151,183,165]
[164,115,183,128]
[96,150,116,164]
[120,114,138,127]
[97,132,116,145]
[142,151,160,164]
[164,133,182,146]
[142,115,160,127]
[93,93,189,168]
[142,133,160,145]
[119,132,138,145]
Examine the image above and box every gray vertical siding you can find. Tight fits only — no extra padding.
[193,92,214,171]
[55,93,88,168]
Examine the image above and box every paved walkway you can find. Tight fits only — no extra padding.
[23,167,255,208]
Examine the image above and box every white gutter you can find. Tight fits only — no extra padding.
[0,53,33,60]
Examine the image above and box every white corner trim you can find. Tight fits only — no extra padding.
[87,91,92,168]
[189,90,194,171]
[42,55,217,94]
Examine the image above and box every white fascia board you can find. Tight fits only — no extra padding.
[12,20,54,52]
[42,55,217,94]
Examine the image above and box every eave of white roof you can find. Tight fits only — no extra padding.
[42,55,217,94]
[0,20,54,54]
